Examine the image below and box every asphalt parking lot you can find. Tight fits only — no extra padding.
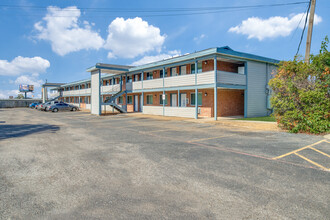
[0,108,329,219]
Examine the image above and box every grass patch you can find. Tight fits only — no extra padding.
[236,116,276,122]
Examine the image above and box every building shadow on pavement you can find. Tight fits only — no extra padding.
[0,124,60,140]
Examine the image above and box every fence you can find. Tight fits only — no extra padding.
[0,99,42,108]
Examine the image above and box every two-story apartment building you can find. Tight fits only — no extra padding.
[53,46,279,119]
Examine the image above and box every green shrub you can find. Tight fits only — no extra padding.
[269,37,330,134]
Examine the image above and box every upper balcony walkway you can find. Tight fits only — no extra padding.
[130,70,246,92]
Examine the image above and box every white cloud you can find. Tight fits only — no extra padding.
[194,34,206,44]
[107,52,116,59]
[34,6,104,56]
[104,17,166,59]
[0,90,19,99]
[15,75,44,88]
[229,13,322,41]
[131,50,181,66]
[0,56,50,76]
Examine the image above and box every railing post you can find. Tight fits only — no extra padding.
[125,73,128,111]
[141,71,144,113]
[244,61,248,118]
[141,92,144,113]
[195,60,198,119]
[125,91,128,111]
[163,67,165,116]
[120,75,123,91]
[214,56,218,120]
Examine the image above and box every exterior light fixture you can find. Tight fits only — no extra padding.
[204,92,207,96]
[204,61,207,64]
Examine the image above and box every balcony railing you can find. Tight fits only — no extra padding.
[101,84,120,94]
[217,71,246,85]
[49,92,60,98]
[62,70,246,96]
[131,71,214,90]
[132,81,142,90]
[143,78,163,89]
[143,106,195,118]
[62,88,91,96]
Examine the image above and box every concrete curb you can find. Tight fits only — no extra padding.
[224,120,277,124]
[324,134,330,140]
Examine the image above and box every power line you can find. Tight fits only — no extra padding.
[0,2,309,12]
[291,3,310,40]
[0,2,309,18]
[0,7,309,18]
[295,0,311,57]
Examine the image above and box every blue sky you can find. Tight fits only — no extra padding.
[0,0,329,98]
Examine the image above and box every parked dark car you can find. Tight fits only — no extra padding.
[45,101,63,111]
[48,103,78,112]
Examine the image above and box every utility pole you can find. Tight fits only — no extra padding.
[305,0,316,64]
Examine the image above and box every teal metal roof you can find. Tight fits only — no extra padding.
[60,78,90,87]
[216,46,279,64]
[129,48,217,72]
[128,46,279,72]
[60,46,279,87]
[86,63,132,72]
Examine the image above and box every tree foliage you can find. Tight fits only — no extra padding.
[269,36,330,134]
[16,94,25,99]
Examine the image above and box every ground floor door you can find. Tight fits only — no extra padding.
[180,93,187,107]
[171,94,177,107]
[134,95,139,112]
[139,95,142,112]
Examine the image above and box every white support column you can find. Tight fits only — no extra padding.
[91,69,101,115]
[42,87,46,103]
[45,87,48,101]
[214,56,218,120]
[178,89,180,107]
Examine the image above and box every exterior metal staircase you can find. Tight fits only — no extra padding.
[106,90,126,103]
[49,95,62,101]
[49,90,63,101]
[104,102,127,113]
[103,90,127,113]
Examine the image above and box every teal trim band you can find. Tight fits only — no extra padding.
[216,83,247,90]
[132,83,214,93]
